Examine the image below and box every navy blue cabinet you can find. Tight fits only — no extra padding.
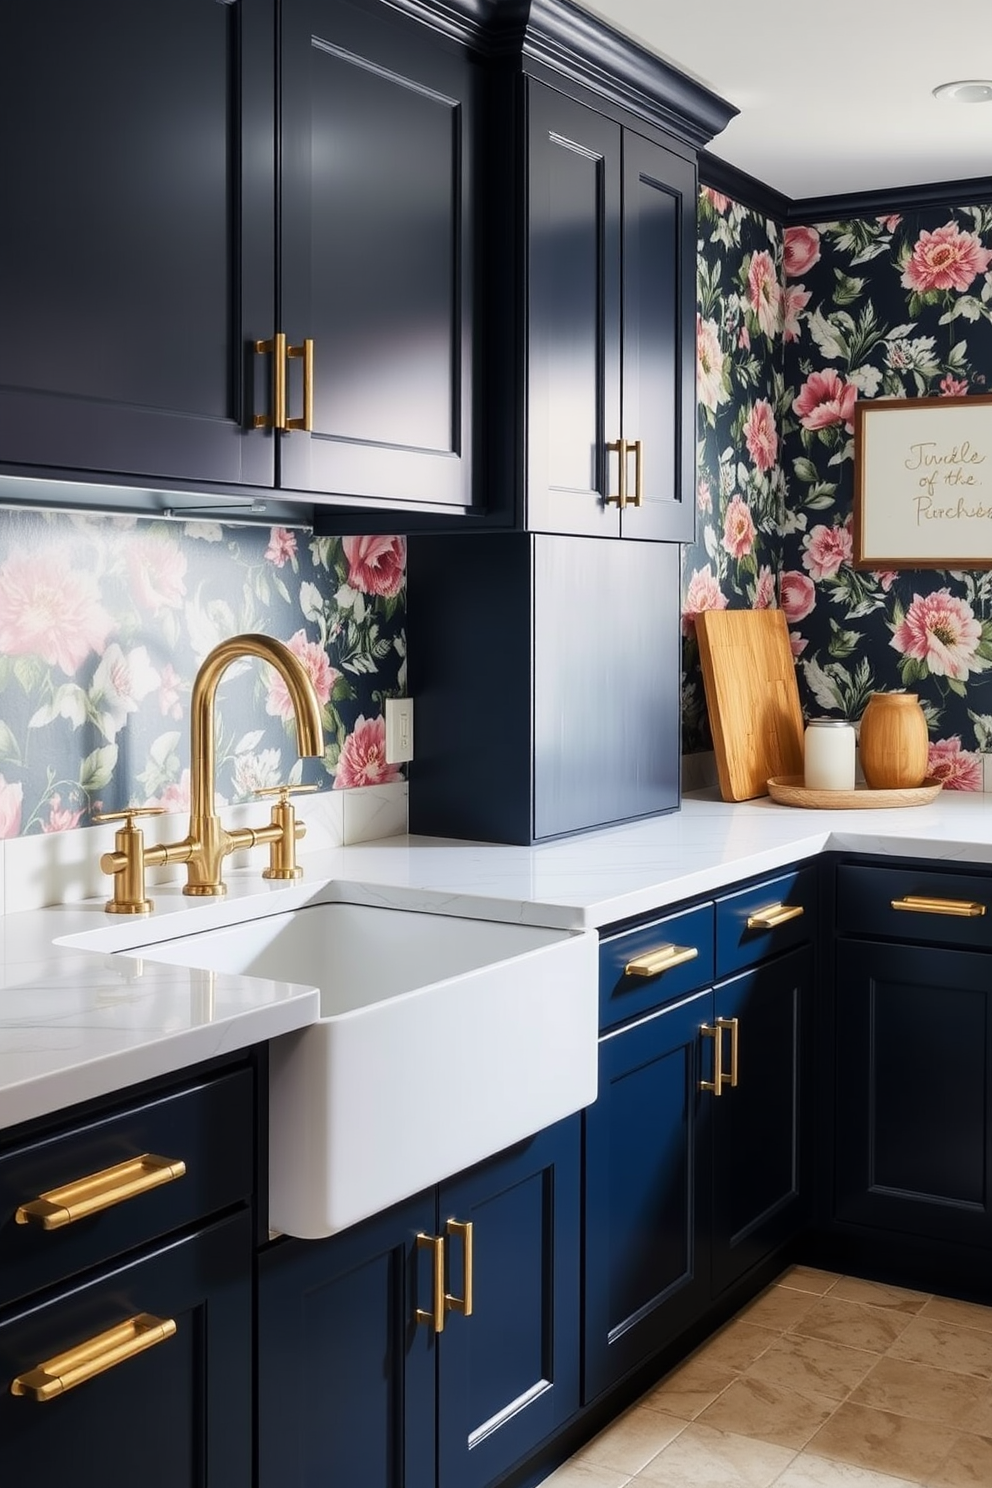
[258,1116,581,1488]
[526,81,697,541]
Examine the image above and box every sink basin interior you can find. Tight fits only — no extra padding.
[131,901,571,1014]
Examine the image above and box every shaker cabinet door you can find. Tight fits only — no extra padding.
[279,0,478,512]
[0,0,275,489]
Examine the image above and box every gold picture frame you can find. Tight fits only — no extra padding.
[853,394,992,569]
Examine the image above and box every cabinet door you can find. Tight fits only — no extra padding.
[835,940,992,1246]
[711,949,812,1294]
[437,1118,581,1488]
[527,83,622,537]
[0,1211,252,1488]
[617,132,697,542]
[257,1193,435,1488]
[280,0,477,511]
[584,987,711,1403]
[0,0,274,489]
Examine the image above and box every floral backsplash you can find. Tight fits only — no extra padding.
[0,511,406,836]
[684,184,992,790]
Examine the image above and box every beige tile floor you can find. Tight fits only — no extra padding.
[538,1267,992,1488]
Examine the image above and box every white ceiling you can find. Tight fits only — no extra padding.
[580,0,992,200]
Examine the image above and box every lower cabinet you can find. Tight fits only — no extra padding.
[257,1115,581,1488]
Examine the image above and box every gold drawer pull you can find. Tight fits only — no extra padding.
[15,1154,186,1231]
[746,903,804,931]
[416,1233,445,1333]
[891,895,986,918]
[286,338,314,432]
[445,1219,473,1318]
[11,1313,177,1402]
[631,438,644,507]
[700,1023,723,1096]
[625,943,698,979]
[716,1016,739,1088]
[253,331,288,431]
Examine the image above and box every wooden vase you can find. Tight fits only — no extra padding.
[858,692,929,790]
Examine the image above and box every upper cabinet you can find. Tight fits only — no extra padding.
[0,0,480,521]
[526,82,698,541]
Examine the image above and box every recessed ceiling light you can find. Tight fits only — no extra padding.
[933,79,992,103]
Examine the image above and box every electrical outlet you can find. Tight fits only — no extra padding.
[385,697,414,764]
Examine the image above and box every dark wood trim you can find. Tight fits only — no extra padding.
[698,149,790,223]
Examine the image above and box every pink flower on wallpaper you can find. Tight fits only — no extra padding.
[789,632,808,659]
[265,630,338,719]
[782,284,811,343]
[926,737,983,791]
[0,549,114,675]
[878,214,902,232]
[722,496,756,560]
[333,715,403,789]
[145,770,191,814]
[792,369,857,433]
[0,777,23,838]
[682,565,728,635]
[783,226,821,278]
[696,315,727,412]
[91,643,160,741]
[754,566,776,610]
[42,794,84,833]
[743,399,778,472]
[890,589,984,681]
[702,187,731,213]
[802,524,853,581]
[901,223,992,294]
[265,527,298,568]
[873,571,898,592]
[747,250,781,338]
[939,374,969,397]
[125,535,187,612]
[779,571,816,623]
[342,535,405,598]
[697,479,712,514]
[158,663,184,720]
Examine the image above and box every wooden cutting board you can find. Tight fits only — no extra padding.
[695,609,804,801]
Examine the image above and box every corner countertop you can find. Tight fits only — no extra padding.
[4,786,992,1132]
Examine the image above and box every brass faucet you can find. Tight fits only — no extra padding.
[99,634,324,913]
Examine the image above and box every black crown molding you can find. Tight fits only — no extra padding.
[700,149,992,226]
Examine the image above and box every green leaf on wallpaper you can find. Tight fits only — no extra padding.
[0,720,21,766]
[947,340,968,367]
[833,269,866,306]
[272,573,292,607]
[827,620,860,659]
[13,657,42,696]
[802,657,845,712]
[792,457,819,484]
[80,745,118,793]
[945,676,968,698]
[899,656,928,686]
[234,730,266,755]
[807,485,838,509]
[968,711,992,750]
[807,308,849,361]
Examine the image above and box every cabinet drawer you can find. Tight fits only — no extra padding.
[0,1067,254,1312]
[837,863,992,950]
[599,903,713,1032]
[715,865,816,979]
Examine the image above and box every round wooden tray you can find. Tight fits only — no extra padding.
[766,775,943,810]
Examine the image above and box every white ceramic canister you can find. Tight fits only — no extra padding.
[803,718,856,792]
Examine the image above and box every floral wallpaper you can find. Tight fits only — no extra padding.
[685,184,992,790]
[0,511,406,836]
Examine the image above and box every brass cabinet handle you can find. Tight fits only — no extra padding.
[253,332,288,431]
[286,338,314,432]
[891,895,986,918]
[416,1233,445,1333]
[15,1155,186,1231]
[746,903,805,931]
[631,438,644,507]
[11,1313,177,1402]
[624,943,698,979]
[445,1219,473,1318]
[700,1023,723,1096]
[716,1016,739,1088]
[606,437,629,508]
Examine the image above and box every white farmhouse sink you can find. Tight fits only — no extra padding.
[132,902,598,1238]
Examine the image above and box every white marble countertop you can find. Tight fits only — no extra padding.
[4,785,992,1132]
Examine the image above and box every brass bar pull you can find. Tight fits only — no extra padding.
[416,1233,445,1333]
[630,438,644,507]
[891,895,986,918]
[746,903,805,931]
[625,943,698,979]
[11,1313,177,1402]
[286,338,314,432]
[253,332,287,430]
[445,1219,473,1317]
[16,1155,186,1231]
[716,1016,739,1088]
[606,438,628,508]
[700,1024,723,1095]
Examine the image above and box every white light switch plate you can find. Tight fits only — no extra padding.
[385,697,414,764]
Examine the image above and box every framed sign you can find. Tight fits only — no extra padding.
[853,394,992,569]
